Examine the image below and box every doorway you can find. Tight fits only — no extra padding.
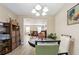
[23,18,47,45]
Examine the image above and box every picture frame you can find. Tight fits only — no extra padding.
[67,4,79,25]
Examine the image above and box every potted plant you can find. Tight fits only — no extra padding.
[48,33,57,40]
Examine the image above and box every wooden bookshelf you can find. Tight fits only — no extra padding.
[10,19,21,50]
[16,26,20,47]
[0,22,11,54]
[0,19,21,55]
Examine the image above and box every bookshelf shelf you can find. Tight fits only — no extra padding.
[0,19,21,55]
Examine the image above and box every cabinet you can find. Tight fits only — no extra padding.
[10,19,21,50]
[0,22,11,54]
[0,19,21,55]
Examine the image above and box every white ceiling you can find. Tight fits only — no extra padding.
[1,3,64,16]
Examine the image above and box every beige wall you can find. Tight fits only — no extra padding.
[0,5,17,22]
[47,16,55,35]
[55,3,79,54]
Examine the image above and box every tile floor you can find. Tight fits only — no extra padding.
[7,35,35,55]
[7,44,35,55]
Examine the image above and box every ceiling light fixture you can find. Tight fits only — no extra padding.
[35,4,42,10]
[36,12,40,16]
[43,7,48,12]
[32,4,48,16]
[32,9,37,13]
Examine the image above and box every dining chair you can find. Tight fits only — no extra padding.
[58,34,71,55]
[35,40,60,55]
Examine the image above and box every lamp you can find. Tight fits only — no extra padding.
[32,9,37,13]
[43,7,48,12]
[36,12,40,16]
[35,4,42,10]
[32,4,48,16]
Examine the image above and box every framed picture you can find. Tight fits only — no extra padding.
[67,4,79,25]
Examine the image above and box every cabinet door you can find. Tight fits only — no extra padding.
[12,38,16,50]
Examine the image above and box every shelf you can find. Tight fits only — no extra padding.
[3,23,10,27]
[0,32,10,34]
[0,39,10,41]
[0,23,9,27]
[0,20,21,54]
[0,22,11,55]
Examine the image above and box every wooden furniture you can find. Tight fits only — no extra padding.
[10,20,21,50]
[30,31,38,36]
[41,30,47,38]
[0,19,21,55]
[0,22,11,54]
